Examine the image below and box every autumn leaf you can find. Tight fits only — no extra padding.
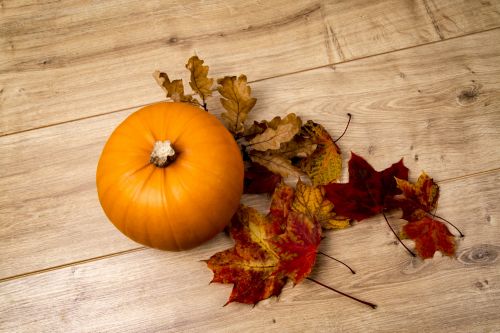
[153,70,197,105]
[244,163,282,194]
[250,151,303,178]
[218,75,257,134]
[206,205,285,305]
[247,114,302,151]
[186,56,214,104]
[401,216,456,259]
[298,121,342,186]
[207,184,321,305]
[323,153,409,221]
[394,172,439,221]
[292,179,350,230]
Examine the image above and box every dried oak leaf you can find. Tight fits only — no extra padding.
[323,153,409,221]
[250,151,303,178]
[153,70,197,105]
[394,172,439,221]
[248,114,302,151]
[244,162,282,194]
[292,179,350,230]
[218,75,257,134]
[186,56,214,102]
[401,216,455,259]
[207,184,321,305]
[298,121,342,186]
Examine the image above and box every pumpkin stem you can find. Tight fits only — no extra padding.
[150,140,176,167]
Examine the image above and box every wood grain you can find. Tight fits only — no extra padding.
[1,29,499,280]
[1,171,498,332]
[321,0,440,62]
[423,0,500,39]
[0,0,326,135]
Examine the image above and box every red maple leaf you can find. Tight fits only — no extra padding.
[323,153,409,221]
[401,216,456,259]
[206,184,321,305]
[244,162,282,194]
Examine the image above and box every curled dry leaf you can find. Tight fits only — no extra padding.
[292,179,350,230]
[153,70,197,105]
[250,151,303,178]
[248,113,302,151]
[206,184,321,305]
[218,75,257,134]
[186,56,214,104]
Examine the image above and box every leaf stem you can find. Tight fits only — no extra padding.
[382,211,416,257]
[317,251,356,274]
[333,113,352,143]
[432,214,464,238]
[306,277,377,309]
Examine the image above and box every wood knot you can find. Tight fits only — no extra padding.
[457,83,482,106]
[458,244,499,265]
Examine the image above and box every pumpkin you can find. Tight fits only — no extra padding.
[96,102,244,251]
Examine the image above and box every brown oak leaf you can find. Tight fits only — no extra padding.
[186,56,214,103]
[207,184,321,305]
[248,113,302,151]
[292,179,350,230]
[153,70,197,105]
[218,75,257,134]
[250,151,303,178]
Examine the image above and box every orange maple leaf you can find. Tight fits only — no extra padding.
[206,183,321,305]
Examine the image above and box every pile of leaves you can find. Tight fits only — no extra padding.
[155,56,463,307]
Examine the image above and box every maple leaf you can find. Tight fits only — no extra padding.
[218,75,257,134]
[394,172,440,221]
[401,216,456,259]
[153,70,197,105]
[323,153,409,221]
[292,179,350,230]
[250,151,303,178]
[186,56,214,104]
[298,121,342,186]
[247,113,302,151]
[207,184,321,305]
[244,163,282,194]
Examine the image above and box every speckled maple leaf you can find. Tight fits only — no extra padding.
[206,183,321,305]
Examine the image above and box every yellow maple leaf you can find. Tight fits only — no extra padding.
[292,179,350,229]
[218,75,257,134]
[299,121,342,186]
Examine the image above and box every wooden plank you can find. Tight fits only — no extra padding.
[1,171,498,332]
[0,0,327,135]
[423,0,500,39]
[1,29,499,280]
[321,0,441,63]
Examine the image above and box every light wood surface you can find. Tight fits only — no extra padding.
[1,1,500,332]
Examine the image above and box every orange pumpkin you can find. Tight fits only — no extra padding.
[96,102,244,251]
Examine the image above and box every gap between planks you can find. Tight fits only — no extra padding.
[1,167,499,284]
[2,26,500,139]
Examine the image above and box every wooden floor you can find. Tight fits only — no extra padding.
[1,1,500,332]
